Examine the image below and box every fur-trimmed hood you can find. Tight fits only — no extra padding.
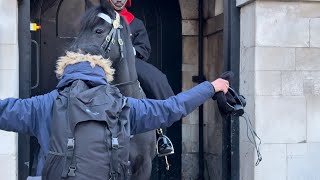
[55,52,115,89]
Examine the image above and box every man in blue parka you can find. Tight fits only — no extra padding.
[0,52,229,177]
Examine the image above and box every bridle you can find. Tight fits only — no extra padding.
[97,12,138,88]
[97,12,124,60]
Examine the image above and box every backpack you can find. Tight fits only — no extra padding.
[42,80,131,180]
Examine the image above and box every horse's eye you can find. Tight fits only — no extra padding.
[95,29,104,34]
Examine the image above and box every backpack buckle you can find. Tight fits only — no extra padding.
[109,171,118,180]
[67,138,75,150]
[112,138,119,149]
[68,166,77,177]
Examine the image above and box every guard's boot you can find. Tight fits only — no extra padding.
[156,129,174,157]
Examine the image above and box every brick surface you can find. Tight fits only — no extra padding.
[256,96,306,143]
[255,47,295,71]
[179,0,198,20]
[182,37,198,64]
[306,96,320,142]
[310,18,320,47]
[0,70,19,98]
[296,48,320,70]
[182,20,199,36]
[287,143,320,180]
[0,44,18,70]
[0,154,17,180]
[255,144,287,180]
[282,71,304,96]
[256,71,281,96]
[240,3,256,48]
[0,131,16,155]
[0,0,17,44]
[256,2,309,47]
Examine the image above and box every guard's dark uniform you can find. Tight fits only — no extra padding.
[120,8,174,100]
[120,4,175,155]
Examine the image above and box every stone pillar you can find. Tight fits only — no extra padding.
[238,1,320,180]
[0,0,19,179]
[179,0,200,179]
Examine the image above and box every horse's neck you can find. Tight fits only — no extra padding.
[113,58,141,98]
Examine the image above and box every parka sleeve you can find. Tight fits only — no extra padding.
[0,90,58,136]
[128,81,215,135]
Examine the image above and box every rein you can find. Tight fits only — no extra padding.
[97,12,137,89]
[97,12,124,59]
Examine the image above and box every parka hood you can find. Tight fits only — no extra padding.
[55,52,115,89]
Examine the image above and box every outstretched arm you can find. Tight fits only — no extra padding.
[0,90,58,136]
[128,79,229,135]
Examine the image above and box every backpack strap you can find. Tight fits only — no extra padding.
[62,90,77,178]
[109,97,127,179]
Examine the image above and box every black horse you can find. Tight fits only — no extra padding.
[68,3,156,180]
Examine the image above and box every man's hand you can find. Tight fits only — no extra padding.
[211,78,229,94]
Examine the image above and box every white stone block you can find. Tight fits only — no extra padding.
[240,47,255,73]
[255,47,295,71]
[182,37,198,64]
[298,3,320,18]
[182,124,199,141]
[0,131,16,155]
[310,18,320,47]
[240,71,255,96]
[237,0,254,7]
[255,144,287,180]
[281,71,304,96]
[296,48,320,70]
[306,96,320,142]
[256,71,281,96]
[0,70,19,98]
[0,1,17,44]
[315,79,320,95]
[182,20,198,36]
[182,124,199,153]
[240,141,254,180]
[179,0,198,19]
[0,154,17,180]
[256,96,306,143]
[287,143,320,180]
[256,2,309,47]
[0,44,18,70]
[215,0,223,16]
[240,95,255,180]
[240,2,256,48]
[182,108,199,125]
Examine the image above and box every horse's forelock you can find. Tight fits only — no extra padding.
[79,4,116,32]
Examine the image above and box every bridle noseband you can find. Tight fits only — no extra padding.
[97,12,125,59]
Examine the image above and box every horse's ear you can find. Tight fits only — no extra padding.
[85,0,100,9]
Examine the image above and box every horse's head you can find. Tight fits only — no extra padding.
[68,3,132,65]
[69,2,137,95]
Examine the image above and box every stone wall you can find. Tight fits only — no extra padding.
[238,1,320,180]
[179,0,200,178]
[0,0,19,179]
[179,0,225,179]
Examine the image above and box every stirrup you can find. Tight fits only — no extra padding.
[156,135,175,157]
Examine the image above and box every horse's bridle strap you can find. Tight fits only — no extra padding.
[97,13,113,24]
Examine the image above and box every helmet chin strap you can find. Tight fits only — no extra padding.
[109,0,127,11]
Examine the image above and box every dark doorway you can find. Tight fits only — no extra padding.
[20,0,182,179]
